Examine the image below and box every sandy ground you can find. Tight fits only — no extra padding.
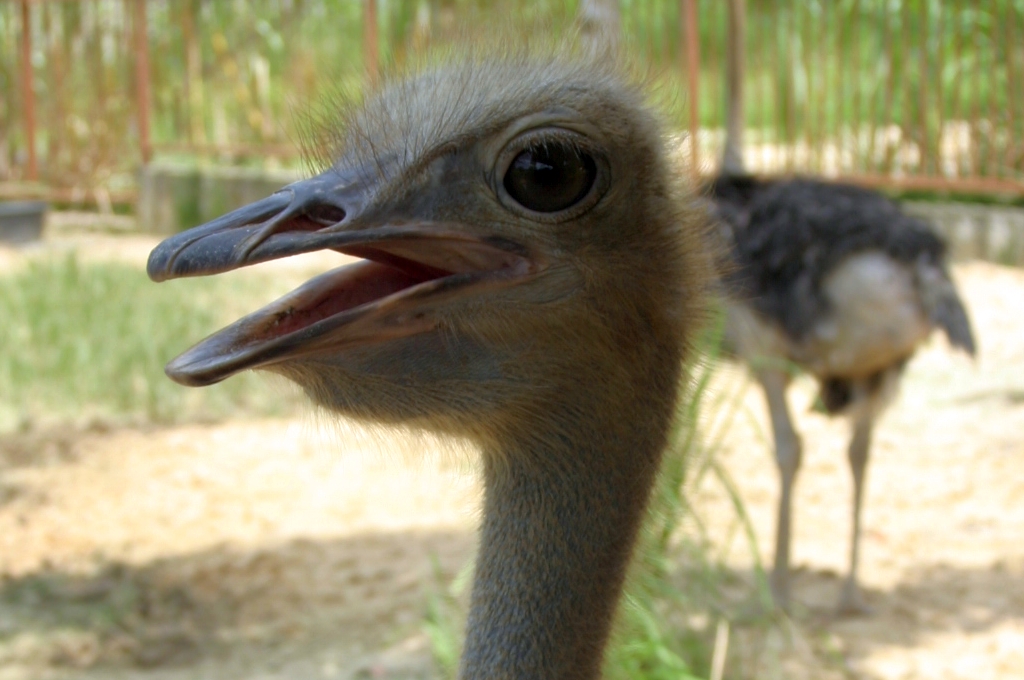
[0,225,1022,679]
[0,420,478,680]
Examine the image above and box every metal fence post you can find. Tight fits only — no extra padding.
[133,0,153,164]
[19,0,38,181]
[682,0,700,177]
[722,0,745,175]
[365,0,378,84]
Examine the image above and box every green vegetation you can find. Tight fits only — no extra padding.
[3,1,1020,191]
[602,315,760,680]
[0,255,294,431]
[424,312,769,680]
[736,0,1024,177]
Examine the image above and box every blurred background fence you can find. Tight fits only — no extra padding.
[2,0,1023,208]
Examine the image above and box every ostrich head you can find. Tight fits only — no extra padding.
[148,53,706,449]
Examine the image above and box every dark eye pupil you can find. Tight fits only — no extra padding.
[503,143,597,213]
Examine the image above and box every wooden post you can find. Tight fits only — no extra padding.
[578,0,621,54]
[133,0,153,164]
[682,0,700,176]
[919,0,932,175]
[19,0,37,181]
[722,0,746,175]
[364,0,378,84]
[182,0,206,145]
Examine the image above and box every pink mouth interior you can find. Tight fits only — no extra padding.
[259,250,453,339]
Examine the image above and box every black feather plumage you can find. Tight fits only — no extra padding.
[709,175,949,341]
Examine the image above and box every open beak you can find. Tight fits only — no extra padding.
[147,170,537,387]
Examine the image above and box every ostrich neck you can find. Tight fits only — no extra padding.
[459,398,673,680]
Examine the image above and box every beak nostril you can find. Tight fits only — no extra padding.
[306,204,347,227]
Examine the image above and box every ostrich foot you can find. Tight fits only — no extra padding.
[768,572,792,613]
[836,582,874,617]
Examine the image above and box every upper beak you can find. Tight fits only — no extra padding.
[148,170,360,281]
[146,169,537,386]
[147,169,530,282]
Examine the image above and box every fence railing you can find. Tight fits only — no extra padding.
[2,0,1022,205]
[721,0,1024,195]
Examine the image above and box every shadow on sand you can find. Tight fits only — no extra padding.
[0,528,472,678]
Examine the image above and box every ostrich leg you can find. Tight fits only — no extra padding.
[838,412,875,615]
[759,369,802,609]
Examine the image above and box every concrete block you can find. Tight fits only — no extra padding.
[137,164,303,234]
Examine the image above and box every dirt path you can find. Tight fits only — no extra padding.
[1,235,1021,679]
[0,422,479,680]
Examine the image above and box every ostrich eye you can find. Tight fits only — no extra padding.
[503,143,597,213]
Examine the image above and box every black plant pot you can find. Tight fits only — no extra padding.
[0,201,47,245]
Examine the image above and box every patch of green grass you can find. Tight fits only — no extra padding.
[0,255,295,430]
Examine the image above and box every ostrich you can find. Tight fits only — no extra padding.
[708,175,976,614]
[148,52,710,679]
[704,3,975,614]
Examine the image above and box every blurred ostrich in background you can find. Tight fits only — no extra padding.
[708,174,975,613]
[706,2,976,614]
